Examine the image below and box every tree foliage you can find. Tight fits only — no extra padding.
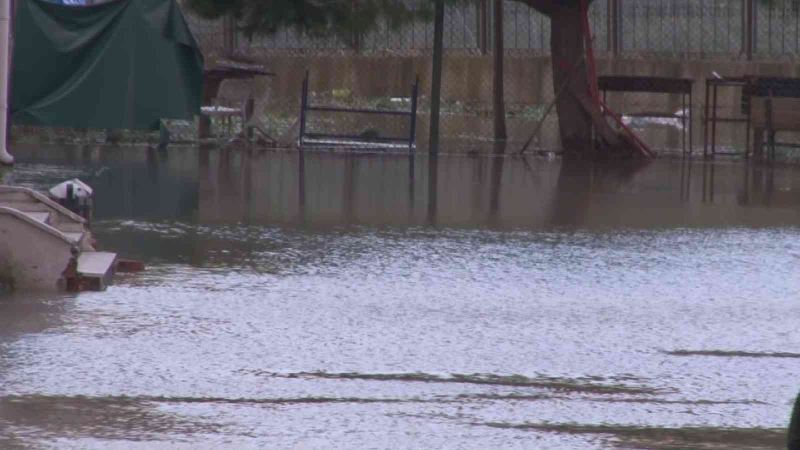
[185,0,449,44]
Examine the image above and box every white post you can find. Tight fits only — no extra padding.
[0,0,14,165]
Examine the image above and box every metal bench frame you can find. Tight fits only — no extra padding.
[299,71,419,152]
[599,76,694,155]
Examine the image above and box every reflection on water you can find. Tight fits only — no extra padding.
[1,144,799,449]
[8,145,800,230]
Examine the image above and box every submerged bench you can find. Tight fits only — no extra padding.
[200,60,275,140]
[742,77,800,158]
[298,71,419,152]
[598,76,694,154]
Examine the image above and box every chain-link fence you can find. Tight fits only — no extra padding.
[182,0,800,153]
[187,1,800,59]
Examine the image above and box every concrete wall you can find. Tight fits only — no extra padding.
[254,55,800,109]
[229,54,799,149]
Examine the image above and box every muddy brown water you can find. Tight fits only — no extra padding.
[0,145,798,449]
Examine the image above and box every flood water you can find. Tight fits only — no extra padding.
[1,145,799,449]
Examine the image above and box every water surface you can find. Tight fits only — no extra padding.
[1,145,798,449]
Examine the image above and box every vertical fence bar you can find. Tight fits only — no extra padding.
[768,1,773,56]
[686,0,691,57]
[223,14,235,56]
[299,71,309,147]
[744,0,753,59]
[727,0,732,54]
[672,0,677,57]
[527,2,532,49]
[429,0,445,154]
[409,77,419,152]
[351,0,361,53]
[659,0,664,53]
[539,8,545,52]
[478,0,488,54]
[609,0,620,57]
[782,1,786,56]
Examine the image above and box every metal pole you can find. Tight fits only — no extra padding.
[429,0,445,154]
[478,0,488,54]
[609,0,620,57]
[493,0,506,140]
[409,77,419,152]
[299,71,309,147]
[0,0,13,165]
[745,0,754,60]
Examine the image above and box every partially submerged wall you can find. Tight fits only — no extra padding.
[236,54,798,149]
[257,54,800,110]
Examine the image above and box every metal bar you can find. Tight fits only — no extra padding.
[645,2,650,51]
[304,132,410,143]
[767,89,774,157]
[768,1,773,55]
[479,0,488,54]
[713,0,718,54]
[782,1,786,55]
[704,78,710,157]
[299,71,309,146]
[463,0,468,50]
[429,0,445,154]
[688,90,693,154]
[514,1,519,49]
[686,0,691,57]
[607,0,614,56]
[748,0,755,59]
[409,77,419,152]
[727,0,732,53]
[527,1,532,49]
[746,80,752,157]
[711,82,718,156]
[660,0,664,53]
[672,0,677,57]
[306,106,413,117]
[682,91,687,154]
[539,7,545,52]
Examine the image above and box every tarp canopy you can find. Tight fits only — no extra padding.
[12,0,204,130]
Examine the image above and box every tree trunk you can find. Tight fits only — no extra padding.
[519,0,644,159]
[493,0,507,141]
[549,6,593,156]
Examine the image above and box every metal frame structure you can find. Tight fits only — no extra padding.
[299,71,420,152]
[703,76,749,158]
[599,75,693,154]
[705,76,800,159]
[743,76,800,159]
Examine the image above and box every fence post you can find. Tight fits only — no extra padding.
[478,0,488,55]
[609,0,620,57]
[745,0,754,60]
[351,0,361,54]
[429,0,445,155]
[223,14,235,56]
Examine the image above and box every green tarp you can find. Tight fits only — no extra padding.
[12,0,204,130]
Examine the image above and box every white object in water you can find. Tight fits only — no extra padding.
[49,179,93,200]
